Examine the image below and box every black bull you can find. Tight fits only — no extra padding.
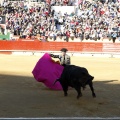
[54,65,96,99]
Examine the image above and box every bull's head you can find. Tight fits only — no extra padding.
[79,75,94,88]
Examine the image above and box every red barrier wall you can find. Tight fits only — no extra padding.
[0,41,120,52]
[0,41,103,52]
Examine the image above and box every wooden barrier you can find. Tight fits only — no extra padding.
[0,41,120,53]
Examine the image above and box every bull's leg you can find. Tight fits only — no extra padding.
[89,81,96,97]
[74,86,82,99]
[63,85,68,97]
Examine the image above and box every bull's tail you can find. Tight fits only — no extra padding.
[53,79,60,86]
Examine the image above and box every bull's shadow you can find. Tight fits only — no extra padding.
[95,80,118,83]
[93,79,119,89]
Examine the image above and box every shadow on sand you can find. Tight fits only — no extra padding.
[0,74,120,118]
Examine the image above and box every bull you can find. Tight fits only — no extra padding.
[54,65,96,99]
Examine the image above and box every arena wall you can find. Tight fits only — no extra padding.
[0,41,120,57]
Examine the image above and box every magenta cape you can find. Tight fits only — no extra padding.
[32,53,64,90]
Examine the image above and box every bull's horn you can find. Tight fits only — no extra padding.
[90,76,94,81]
[91,76,94,80]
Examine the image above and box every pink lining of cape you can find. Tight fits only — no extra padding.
[32,53,64,90]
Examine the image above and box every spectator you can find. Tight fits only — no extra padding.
[0,0,120,42]
[111,32,117,43]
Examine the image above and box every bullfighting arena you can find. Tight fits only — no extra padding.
[0,54,120,118]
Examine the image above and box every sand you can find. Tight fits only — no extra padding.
[0,54,120,118]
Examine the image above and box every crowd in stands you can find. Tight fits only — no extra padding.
[0,0,120,42]
[46,0,78,6]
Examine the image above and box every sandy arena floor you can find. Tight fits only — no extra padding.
[0,54,120,118]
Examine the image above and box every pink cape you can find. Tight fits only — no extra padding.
[32,53,64,90]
